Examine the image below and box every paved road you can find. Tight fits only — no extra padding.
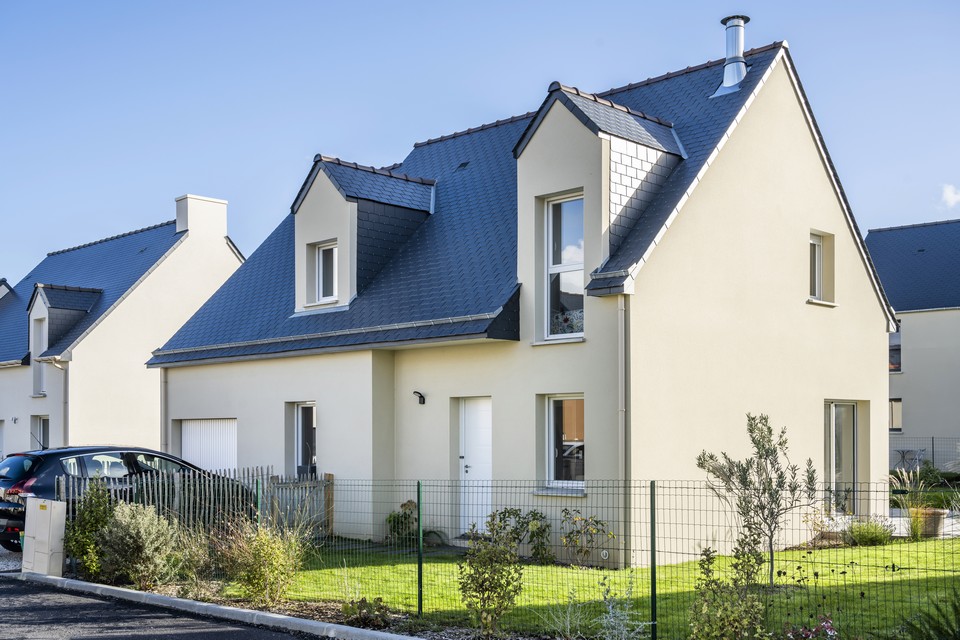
[0,578,309,639]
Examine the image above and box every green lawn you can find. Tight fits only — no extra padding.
[283,537,960,639]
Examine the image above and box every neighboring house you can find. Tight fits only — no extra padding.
[149,19,893,536]
[866,219,960,471]
[0,195,242,456]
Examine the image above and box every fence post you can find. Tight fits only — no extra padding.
[650,480,657,640]
[932,437,936,468]
[255,476,262,528]
[417,480,424,618]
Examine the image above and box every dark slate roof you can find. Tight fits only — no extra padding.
[0,222,183,363]
[35,284,103,312]
[514,83,683,157]
[865,219,960,312]
[151,43,808,366]
[291,156,435,214]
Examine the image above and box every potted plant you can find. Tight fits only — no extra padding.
[892,469,948,540]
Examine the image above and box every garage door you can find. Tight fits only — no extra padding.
[181,419,238,471]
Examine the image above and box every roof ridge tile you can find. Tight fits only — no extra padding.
[412,112,537,148]
[868,218,960,234]
[597,41,785,98]
[550,81,674,127]
[316,155,436,186]
[47,220,177,256]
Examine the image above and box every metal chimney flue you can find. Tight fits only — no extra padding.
[720,15,750,87]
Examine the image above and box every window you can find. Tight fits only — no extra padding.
[809,233,823,300]
[889,331,901,372]
[132,453,188,474]
[547,395,584,485]
[315,244,337,302]
[546,197,584,337]
[30,416,49,450]
[32,318,46,395]
[824,402,857,514]
[889,399,902,433]
[295,403,316,477]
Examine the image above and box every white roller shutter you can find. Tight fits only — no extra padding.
[181,419,238,471]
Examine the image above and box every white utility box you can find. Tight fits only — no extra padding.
[21,498,66,577]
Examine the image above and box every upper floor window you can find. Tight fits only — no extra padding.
[809,233,823,300]
[808,231,835,304]
[889,331,901,372]
[309,243,338,304]
[32,318,46,396]
[547,197,584,337]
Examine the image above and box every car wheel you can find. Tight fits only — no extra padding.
[0,540,21,553]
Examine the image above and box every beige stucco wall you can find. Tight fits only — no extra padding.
[66,204,241,449]
[0,363,65,453]
[891,309,960,440]
[628,62,890,486]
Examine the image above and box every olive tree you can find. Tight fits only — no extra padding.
[696,413,818,587]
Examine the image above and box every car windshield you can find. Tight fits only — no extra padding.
[0,455,41,481]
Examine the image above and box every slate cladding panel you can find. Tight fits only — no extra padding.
[356,200,429,293]
[0,222,182,363]
[151,45,786,363]
[47,308,88,349]
[322,162,433,212]
[865,220,960,312]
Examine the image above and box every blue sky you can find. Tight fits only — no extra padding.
[2,1,958,284]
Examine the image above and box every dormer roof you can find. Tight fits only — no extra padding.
[513,82,684,158]
[291,155,435,214]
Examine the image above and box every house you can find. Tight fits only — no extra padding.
[149,18,894,539]
[0,195,242,456]
[865,219,960,471]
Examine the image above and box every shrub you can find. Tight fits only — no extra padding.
[597,574,650,640]
[457,510,524,637]
[688,546,766,640]
[64,478,114,581]
[385,500,418,545]
[536,589,591,640]
[216,518,306,607]
[489,507,555,565]
[342,596,391,629]
[846,517,894,547]
[99,502,177,590]
[560,508,615,567]
[783,615,838,638]
[173,522,216,599]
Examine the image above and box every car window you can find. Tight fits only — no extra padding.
[60,456,83,478]
[0,455,41,481]
[133,453,187,474]
[80,453,129,479]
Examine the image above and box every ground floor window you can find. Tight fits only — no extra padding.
[824,402,857,514]
[889,398,902,433]
[548,395,584,485]
[30,416,49,450]
[296,403,316,477]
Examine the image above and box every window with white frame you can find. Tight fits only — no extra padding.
[547,395,584,485]
[30,416,49,450]
[889,331,901,372]
[889,398,902,433]
[314,244,337,303]
[32,318,46,395]
[295,403,316,477]
[809,233,823,300]
[546,197,584,337]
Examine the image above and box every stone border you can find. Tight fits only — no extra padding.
[10,571,420,640]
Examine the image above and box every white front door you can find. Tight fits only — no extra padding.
[460,397,492,534]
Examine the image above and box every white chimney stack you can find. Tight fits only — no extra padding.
[720,15,750,88]
[175,194,228,237]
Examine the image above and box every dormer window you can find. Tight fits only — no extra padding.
[546,196,584,337]
[307,242,338,305]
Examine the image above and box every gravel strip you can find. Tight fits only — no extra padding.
[0,546,22,572]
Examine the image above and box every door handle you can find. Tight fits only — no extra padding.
[464,464,471,473]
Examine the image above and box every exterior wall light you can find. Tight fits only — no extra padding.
[413,391,426,405]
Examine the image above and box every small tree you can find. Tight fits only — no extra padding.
[696,413,817,587]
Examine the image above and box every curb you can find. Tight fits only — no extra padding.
[12,571,421,640]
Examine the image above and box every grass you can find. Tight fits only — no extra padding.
[281,536,960,639]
